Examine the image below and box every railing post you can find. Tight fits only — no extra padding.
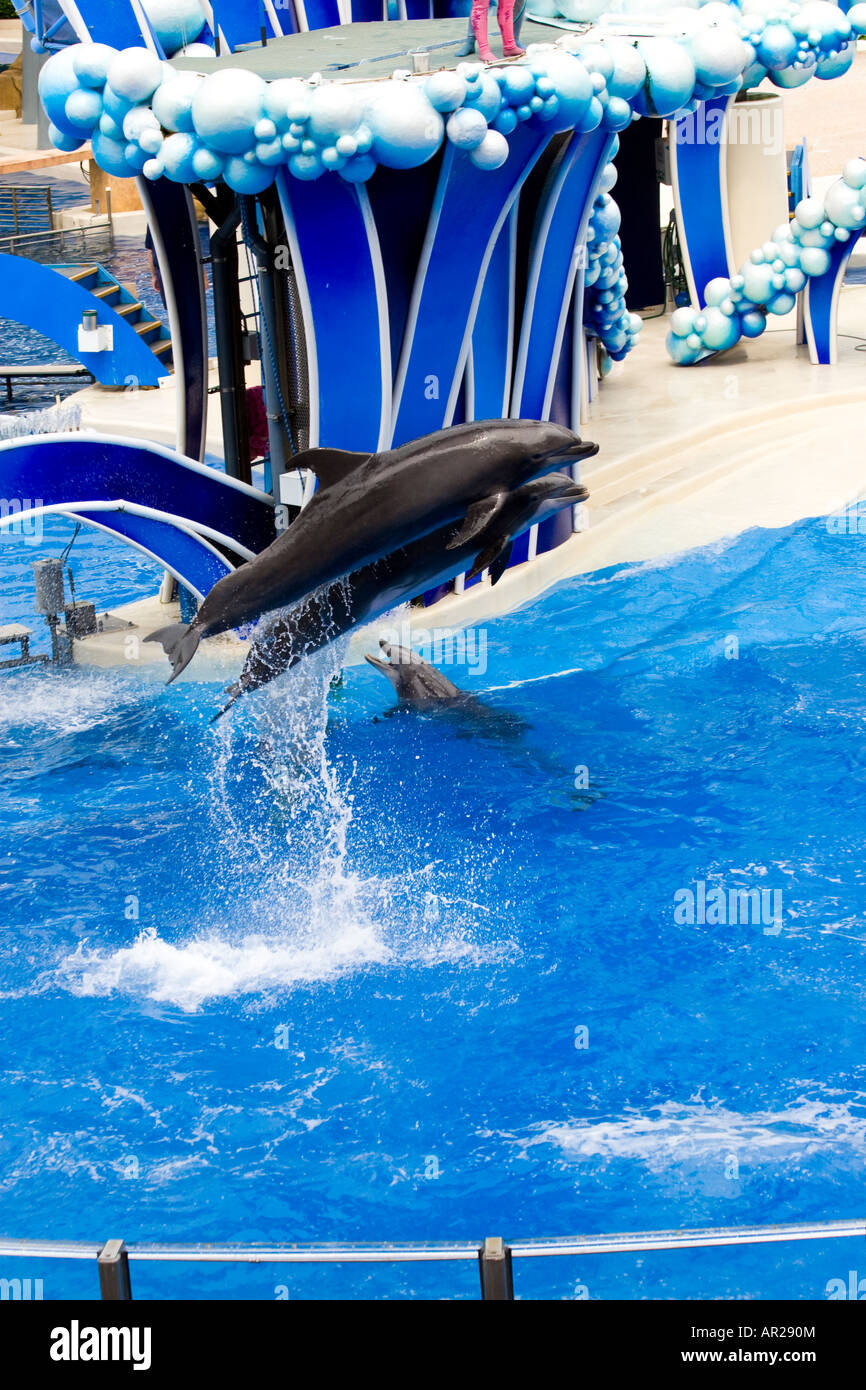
[98,1240,133,1300]
[478,1237,514,1300]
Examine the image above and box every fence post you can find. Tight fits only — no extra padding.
[478,1237,514,1300]
[98,1240,133,1300]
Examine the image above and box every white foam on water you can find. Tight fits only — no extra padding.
[0,667,138,737]
[524,1097,866,1167]
[56,637,515,1011]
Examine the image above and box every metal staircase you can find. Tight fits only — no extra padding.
[54,263,174,371]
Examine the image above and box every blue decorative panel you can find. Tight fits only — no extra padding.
[276,170,391,452]
[0,435,275,558]
[390,123,551,447]
[511,128,615,419]
[469,206,516,422]
[671,96,735,308]
[802,228,865,365]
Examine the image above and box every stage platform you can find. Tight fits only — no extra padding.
[172,19,570,81]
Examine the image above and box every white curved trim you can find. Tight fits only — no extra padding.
[276,171,319,447]
[0,429,272,503]
[0,499,257,561]
[53,512,231,602]
[718,98,736,277]
[356,185,393,453]
[293,0,311,33]
[263,0,288,36]
[668,117,698,308]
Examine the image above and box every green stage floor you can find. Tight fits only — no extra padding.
[172,18,579,81]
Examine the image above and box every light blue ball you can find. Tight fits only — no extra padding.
[816,47,854,80]
[38,47,82,139]
[48,122,85,154]
[107,48,164,104]
[366,83,443,171]
[687,30,748,86]
[192,146,223,180]
[288,150,324,182]
[152,74,202,133]
[463,73,503,122]
[102,85,134,128]
[308,84,364,142]
[339,152,378,183]
[72,43,116,90]
[123,142,149,174]
[140,0,207,57]
[632,39,697,118]
[532,53,592,128]
[65,89,103,133]
[739,309,767,339]
[493,108,518,136]
[262,79,309,130]
[468,130,509,171]
[223,155,276,194]
[425,71,467,113]
[446,107,488,151]
[602,96,632,132]
[92,129,137,179]
[161,131,199,182]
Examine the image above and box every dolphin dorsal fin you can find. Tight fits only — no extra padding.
[291,446,371,489]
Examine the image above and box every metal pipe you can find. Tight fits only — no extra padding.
[0,1218,863,1266]
[240,195,293,494]
[210,200,251,484]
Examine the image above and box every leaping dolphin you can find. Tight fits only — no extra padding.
[211,472,589,721]
[146,421,596,683]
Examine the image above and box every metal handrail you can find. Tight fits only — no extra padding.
[0,1218,863,1300]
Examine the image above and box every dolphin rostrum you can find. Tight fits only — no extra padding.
[211,472,589,720]
[146,421,596,682]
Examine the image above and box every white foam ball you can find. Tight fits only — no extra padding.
[469,130,509,170]
[107,48,164,104]
[191,69,266,154]
[72,43,116,90]
[366,82,444,171]
[152,73,202,133]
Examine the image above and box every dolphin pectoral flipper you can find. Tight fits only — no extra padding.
[446,493,507,550]
[467,538,514,586]
[145,623,201,684]
[290,446,372,490]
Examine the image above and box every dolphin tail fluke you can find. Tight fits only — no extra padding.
[144,623,201,684]
[467,539,513,586]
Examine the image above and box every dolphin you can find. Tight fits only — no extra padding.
[211,472,589,721]
[146,420,596,683]
[365,641,464,706]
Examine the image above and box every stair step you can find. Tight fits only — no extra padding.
[151,339,173,357]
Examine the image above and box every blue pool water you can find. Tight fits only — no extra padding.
[1,512,865,1300]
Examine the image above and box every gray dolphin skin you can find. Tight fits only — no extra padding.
[211,472,589,721]
[146,421,596,682]
[365,642,464,706]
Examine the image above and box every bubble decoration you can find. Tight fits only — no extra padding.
[666,161,866,366]
[37,6,865,201]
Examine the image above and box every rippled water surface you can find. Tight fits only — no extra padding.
[1,512,865,1299]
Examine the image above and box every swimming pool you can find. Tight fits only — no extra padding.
[1,511,865,1300]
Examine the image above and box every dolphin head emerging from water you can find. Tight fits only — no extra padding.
[365,642,464,705]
